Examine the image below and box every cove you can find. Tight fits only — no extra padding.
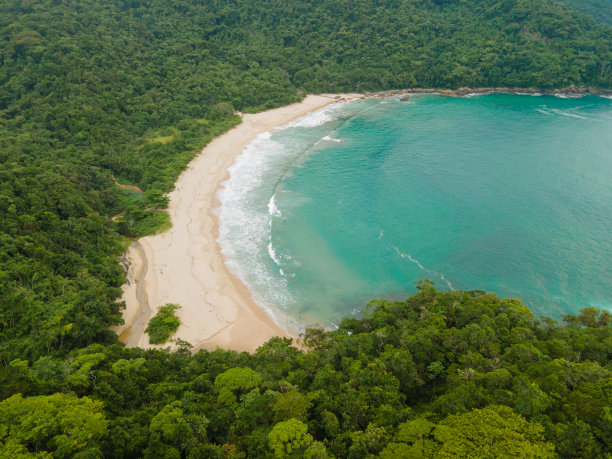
[218,94,612,331]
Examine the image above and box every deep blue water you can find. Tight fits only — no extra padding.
[218,94,612,330]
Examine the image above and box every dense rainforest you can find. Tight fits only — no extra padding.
[2,286,612,457]
[0,0,611,456]
[558,0,612,25]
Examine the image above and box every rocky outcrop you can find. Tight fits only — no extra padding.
[361,87,612,99]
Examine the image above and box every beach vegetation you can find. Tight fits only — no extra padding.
[145,303,181,344]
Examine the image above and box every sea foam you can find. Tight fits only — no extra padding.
[290,106,338,127]
[217,102,349,332]
[394,247,454,290]
[217,132,297,329]
[322,135,342,142]
[268,195,282,217]
[394,247,426,270]
[551,109,588,119]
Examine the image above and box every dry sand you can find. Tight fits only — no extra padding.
[114,94,362,352]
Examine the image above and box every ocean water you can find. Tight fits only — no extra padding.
[217,94,612,331]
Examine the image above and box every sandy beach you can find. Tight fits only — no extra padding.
[114,94,361,352]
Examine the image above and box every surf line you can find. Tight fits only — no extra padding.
[393,246,454,290]
[261,104,359,276]
[267,195,285,276]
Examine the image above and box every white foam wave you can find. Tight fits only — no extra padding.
[290,106,339,127]
[322,135,342,142]
[551,109,588,119]
[217,132,298,329]
[267,196,284,276]
[440,274,454,290]
[217,101,352,333]
[268,195,282,217]
[394,247,454,290]
[378,229,384,240]
[267,241,284,276]
[513,92,543,96]
[394,247,425,270]
[537,106,590,119]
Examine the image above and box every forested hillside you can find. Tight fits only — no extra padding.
[1,0,611,456]
[2,286,611,457]
[559,0,612,25]
[1,0,611,362]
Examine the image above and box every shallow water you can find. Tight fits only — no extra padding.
[218,94,612,330]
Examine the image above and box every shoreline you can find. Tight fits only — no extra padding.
[363,86,612,99]
[114,87,610,352]
[114,93,361,352]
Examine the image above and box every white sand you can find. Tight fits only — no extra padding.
[114,94,362,352]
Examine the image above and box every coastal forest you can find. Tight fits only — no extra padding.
[558,0,612,25]
[1,0,611,456]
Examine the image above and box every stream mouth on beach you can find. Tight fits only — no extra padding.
[218,94,612,331]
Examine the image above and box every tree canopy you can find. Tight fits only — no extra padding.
[1,287,611,457]
[0,0,611,456]
[1,0,610,363]
[0,393,107,458]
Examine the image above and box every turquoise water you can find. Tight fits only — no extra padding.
[218,94,612,330]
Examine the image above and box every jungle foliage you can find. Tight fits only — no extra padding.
[1,0,611,361]
[1,0,611,456]
[559,0,612,25]
[1,286,611,457]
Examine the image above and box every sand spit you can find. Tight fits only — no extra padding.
[114,93,361,352]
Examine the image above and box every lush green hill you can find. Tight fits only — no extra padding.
[1,0,610,361]
[0,0,611,456]
[1,286,611,457]
[559,0,612,25]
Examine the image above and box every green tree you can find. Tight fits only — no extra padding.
[144,401,208,459]
[348,423,390,458]
[214,367,262,406]
[427,361,445,400]
[268,418,314,457]
[0,393,107,458]
[434,405,556,458]
[272,390,313,422]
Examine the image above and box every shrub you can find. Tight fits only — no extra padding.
[146,304,181,344]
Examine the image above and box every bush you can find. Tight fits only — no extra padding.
[145,304,181,344]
